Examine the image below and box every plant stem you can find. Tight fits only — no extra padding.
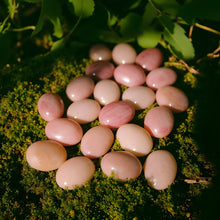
[195,23,220,35]
[10,26,35,32]
[68,16,82,38]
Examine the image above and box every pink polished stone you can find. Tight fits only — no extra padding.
[66,76,95,102]
[99,101,135,129]
[146,67,177,90]
[85,61,115,80]
[122,86,155,110]
[93,79,120,105]
[143,150,177,190]
[45,118,83,146]
[37,93,64,121]
[101,151,142,181]
[81,125,114,159]
[26,140,67,171]
[114,64,146,87]
[135,48,163,71]
[112,43,137,65]
[144,106,174,138]
[89,44,112,61]
[56,156,95,189]
[67,99,101,124]
[156,86,189,113]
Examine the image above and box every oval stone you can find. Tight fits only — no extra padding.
[37,93,64,121]
[93,79,121,105]
[99,101,135,129]
[67,99,101,124]
[56,156,95,189]
[114,64,146,87]
[156,86,189,113]
[26,140,67,171]
[45,118,83,146]
[89,44,112,61]
[81,126,114,159]
[144,106,174,138]
[122,86,155,110]
[116,124,153,157]
[143,150,177,190]
[101,151,142,181]
[66,76,95,102]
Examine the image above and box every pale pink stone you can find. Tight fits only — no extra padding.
[80,126,114,159]
[93,79,120,105]
[26,140,67,171]
[156,86,189,113]
[101,151,142,181]
[45,118,83,146]
[89,44,112,61]
[135,48,163,71]
[116,124,153,157]
[146,67,177,90]
[144,106,174,138]
[112,43,137,65]
[67,99,101,124]
[122,86,155,110]
[66,76,95,102]
[37,93,64,121]
[114,64,146,87]
[98,101,135,129]
[85,61,115,80]
[56,156,95,189]
[143,150,177,190]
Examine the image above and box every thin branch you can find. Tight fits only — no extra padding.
[195,23,220,35]
[183,177,212,184]
[10,26,35,32]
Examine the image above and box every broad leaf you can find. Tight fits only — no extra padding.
[142,2,157,27]
[51,36,67,51]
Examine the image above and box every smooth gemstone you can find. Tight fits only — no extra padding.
[146,67,177,90]
[135,48,163,71]
[143,150,177,190]
[85,61,115,80]
[144,106,174,138]
[89,44,112,61]
[26,140,67,171]
[156,86,189,113]
[112,43,137,65]
[122,86,155,110]
[99,101,135,129]
[80,125,114,159]
[101,151,142,181]
[56,156,95,189]
[66,76,95,102]
[45,118,83,146]
[116,124,153,157]
[37,93,64,121]
[114,64,146,87]
[93,79,120,105]
[67,99,101,124]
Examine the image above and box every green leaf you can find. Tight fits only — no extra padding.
[6,0,17,15]
[142,2,158,27]
[51,36,68,51]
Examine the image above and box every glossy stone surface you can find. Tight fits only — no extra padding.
[56,156,95,189]
[26,140,67,171]
[89,44,112,61]
[114,64,146,87]
[146,67,177,90]
[93,79,120,105]
[143,150,177,190]
[67,99,101,124]
[85,61,115,80]
[66,76,95,102]
[116,124,153,157]
[45,118,83,146]
[112,43,137,65]
[101,151,142,181]
[135,48,163,71]
[99,101,135,129]
[37,93,64,121]
[81,126,114,159]
[122,86,155,110]
[144,106,174,138]
[156,86,189,113]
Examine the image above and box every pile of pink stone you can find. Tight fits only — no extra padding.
[25,43,189,191]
